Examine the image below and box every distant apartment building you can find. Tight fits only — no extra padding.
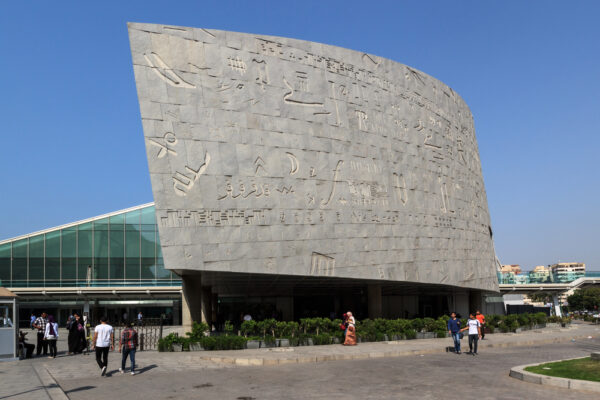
[500,264,522,284]
[529,265,552,283]
[501,265,522,274]
[550,262,585,283]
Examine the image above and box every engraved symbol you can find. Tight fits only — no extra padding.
[329,81,343,127]
[362,53,382,69]
[307,193,315,206]
[227,56,247,75]
[200,28,216,38]
[405,67,425,86]
[321,160,344,208]
[173,152,211,196]
[252,58,269,90]
[439,179,454,214]
[149,132,177,158]
[283,78,325,107]
[393,173,408,206]
[144,52,196,89]
[294,71,309,92]
[286,152,299,175]
[254,156,268,176]
[377,267,385,279]
[414,120,424,131]
[310,253,335,276]
[355,110,368,131]
[276,185,294,194]
[309,167,317,177]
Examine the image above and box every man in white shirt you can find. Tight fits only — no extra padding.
[92,316,114,376]
[460,312,481,355]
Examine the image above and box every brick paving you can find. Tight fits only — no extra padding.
[1,322,599,399]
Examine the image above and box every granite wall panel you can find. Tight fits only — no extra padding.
[128,23,499,291]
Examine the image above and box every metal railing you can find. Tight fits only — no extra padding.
[1,278,181,288]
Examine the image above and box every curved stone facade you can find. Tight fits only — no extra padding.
[129,23,498,292]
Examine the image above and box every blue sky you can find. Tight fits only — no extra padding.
[1,1,598,270]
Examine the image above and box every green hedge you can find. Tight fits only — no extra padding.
[158,313,570,351]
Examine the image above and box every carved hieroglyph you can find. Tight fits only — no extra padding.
[128,23,499,291]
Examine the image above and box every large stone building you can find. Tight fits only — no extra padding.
[128,23,500,328]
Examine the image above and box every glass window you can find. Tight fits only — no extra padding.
[0,243,11,285]
[78,223,93,286]
[94,218,109,282]
[141,230,156,280]
[12,239,27,285]
[29,235,44,286]
[109,218,124,281]
[125,209,141,226]
[62,228,77,284]
[125,211,140,282]
[156,242,170,280]
[125,230,140,281]
[45,231,60,286]
[0,304,13,327]
[141,206,156,231]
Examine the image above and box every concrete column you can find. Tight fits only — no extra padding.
[367,284,383,319]
[173,300,181,325]
[201,286,212,328]
[181,275,203,331]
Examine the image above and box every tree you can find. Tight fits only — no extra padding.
[567,288,600,311]
[528,292,552,304]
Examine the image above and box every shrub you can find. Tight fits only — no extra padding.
[224,320,234,335]
[517,314,531,327]
[411,318,425,332]
[217,335,246,350]
[404,329,417,340]
[423,317,437,332]
[533,312,547,325]
[186,321,210,342]
[435,330,447,338]
[287,321,300,338]
[199,336,217,350]
[312,334,332,345]
[158,332,184,352]
[241,320,257,338]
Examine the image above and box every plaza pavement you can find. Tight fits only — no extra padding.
[1,322,598,399]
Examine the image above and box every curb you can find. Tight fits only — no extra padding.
[32,363,69,400]
[192,333,593,367]
[509,357,600,392]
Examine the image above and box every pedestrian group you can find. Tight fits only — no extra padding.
[447,310,486,355]
[22,311,140,377]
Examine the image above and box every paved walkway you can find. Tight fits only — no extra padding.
[1,322,598,399]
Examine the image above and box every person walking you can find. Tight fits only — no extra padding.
[92,316,114,376]
[137,311,143,326]
[33,312,49,356]
[30,313,36,330]
[44,315,59,358]
[68,313,86,354]
[343,311,357,346]
[447,312,462,354]
[476,310,486,340]
[119,322,138,375]
[461,313,481,355]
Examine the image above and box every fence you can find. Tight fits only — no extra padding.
[111,323,163,351]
